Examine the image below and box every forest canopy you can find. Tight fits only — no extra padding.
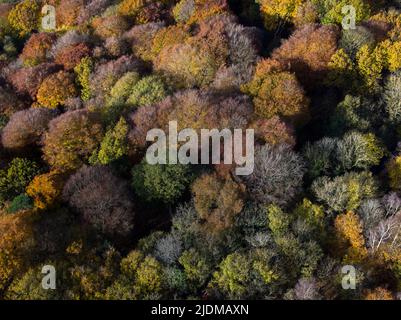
[0,0,401,300]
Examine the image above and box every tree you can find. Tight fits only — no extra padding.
[151,25,190,58]
[126,75,168,108]
[26,171,65,210]
[91,117,129,165]
[179,248,211,290]
[89,55,140,101]
[173,0,195,23]
[131,160,193,204]
[117,250,165,298]
[356,44,387,93]
[302,137,338,180]
[293,198,325,233]
[154,234,183,265]
[55,43,91,71]
[334,211,368,264]
[37,71,78,109]
[387,155,401,191]
[76,0,113,25]
[326,49,358,90]
[257,0,305,30]
[0,158,40,204]
[185,0,229,25]
[271,24,339,87]
[384,71,401,124]
[251,116,296,146]
[93,15,129,39]
[1,108,56,150]
[62,165,135,235]
[20,32,57,67]
[364,287,393,300]
[135,256,164,297]
[0,212,33,291]
[285,277,321,300]
[8,63,61,99]
[106,71,140,110]
[312,171,378,212]
[6,194,33,214]
[242,58,310,126]
[123,22,164,62]
[211,252,251,299]
[242,144,305,206]
[42,110,104,170]
[55,0,84,28]
[7,0,40,36]
[0,87,26,117]
[74,57,93,101]
[328,95,383,134]
[303,132,386,178]
[336,131,386,173]
[339,26,375,59]
[155,43,219,88]
[118,0,146,18]
[320,0,371,26]
[191,172,245,232]
[5,266,61,300]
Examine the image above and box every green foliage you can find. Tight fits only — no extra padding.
[0,115,8,131]
[7,0,40,36]
[5,266,61,300]
[303,131,386,178]
[0,0,400,301]
[107,72,140,106]
[211,252,251,299]
[384,71,401,124]
[178,248,210,290]
[126,75,168,108]
[293,198,325,232]
[312,171,378,212]
[74,57,93,101]
[0,158,40,204]
[91,117,129,165]
[314,0,371,25]
[267,204,291,236]
[6,193,33,213]
[328,95,383,134]
[132,160,193,204]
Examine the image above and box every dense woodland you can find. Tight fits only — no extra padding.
[0,0,401,300]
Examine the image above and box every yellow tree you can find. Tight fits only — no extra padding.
[334,211,367,264]
[26,171,65,210]
[0,211,33,291]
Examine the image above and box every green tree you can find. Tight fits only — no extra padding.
[178,248,210,290]
[127,75,168,108]
[211,252,251,299]
[132,161,193,204]
[0,158,40,204]
[74,57,93,101]
[91,118,129,165]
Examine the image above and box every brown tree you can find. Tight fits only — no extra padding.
[42,110,104,170]
[1,108,56,150]
[271,24,339,88]
[192,172,245,232]
[63,165,135,235]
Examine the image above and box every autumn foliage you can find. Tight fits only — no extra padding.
[0,0,400,301]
